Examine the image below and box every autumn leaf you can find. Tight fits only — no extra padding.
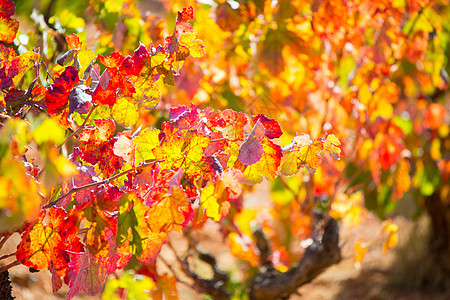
[80,138,124,177]
[78,119,115,145]
[238,136,282,184]
[153,131,210,176]
[66,252,110,300]
[252,114,283,139]
[177,6,194,23]
[178,32,205,58]
[220,168,243,200]
[111,96,138,127]
[113,132,135,166]
[45,66,79,126]
[133,77,161,110]
[214,109,248,141]
[324,134,341,160]
[0,0,19,43]
[0,49,40,89]
[16,222,67,272]
[134,128,161,165]
[66,34,82,50]
[238,121,265,166]
[354,238,367,269]
[280,134,324,175]
[229,232,259,267]
[382,219,398,254]
[200,180,225,221]
[148,186,192,233]
[98,52,125,69]
[116,192,168,263]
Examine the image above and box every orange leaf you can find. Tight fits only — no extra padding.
[16,223,66,271]
[229,232,259,266]
[148,187,192,233]
[0,0,19,43]
[353,238,367,269]
[66,34,82,50]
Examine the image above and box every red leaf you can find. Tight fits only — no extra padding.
[16,223,67,272]
[215,109,248,140]
[80,138,124,177]
[46,66,79,115]
[169,105,190,120]
[0,0,15,17]
[177,6,194,23]
[0,0,19,43]
[130,43,149,76]
[66,252,110,300]
[252,114,283,139]
[78,119,115,145]
[98,52,125,69]
[92,84,116,106]
[50,262,63,293]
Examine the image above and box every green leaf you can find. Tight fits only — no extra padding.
[117,192,146,257]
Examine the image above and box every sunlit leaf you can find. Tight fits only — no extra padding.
[112,96,138,127]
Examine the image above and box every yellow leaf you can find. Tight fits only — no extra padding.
[134,128,161,165]
[179,32,205,58]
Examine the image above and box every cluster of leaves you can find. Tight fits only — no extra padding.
[0,0,343,298]
[157,0,449,269]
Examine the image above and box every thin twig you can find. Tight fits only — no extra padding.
[0,261,20,272]
[56,104,97,149]
[0,253,15,261]
[209,137,228,143]
[43,159,164,208]
[0,233,12,250]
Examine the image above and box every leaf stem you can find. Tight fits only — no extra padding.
[57,104,97,149]
[43,159,164,208]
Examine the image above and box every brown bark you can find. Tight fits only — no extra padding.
[249,216,341,300]
[0,271,14,300]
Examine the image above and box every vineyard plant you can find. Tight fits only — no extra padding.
[0,0,449,299]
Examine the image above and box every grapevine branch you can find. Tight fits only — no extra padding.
[43,159,164,208]
[0,234,12,250]
[249,216,341,300]
[0,253,15,261]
